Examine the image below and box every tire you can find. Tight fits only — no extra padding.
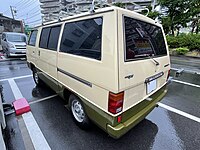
[6,51,10,58]
[69,94,90,129]
[32,68,42,86]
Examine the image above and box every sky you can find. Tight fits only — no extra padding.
[0,0,42,27]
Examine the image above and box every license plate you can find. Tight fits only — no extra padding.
[146,79,157,94]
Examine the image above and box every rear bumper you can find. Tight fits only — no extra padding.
[106,85,167,139]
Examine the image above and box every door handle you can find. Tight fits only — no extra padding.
[38,50,40,56]
[33,51,35,54]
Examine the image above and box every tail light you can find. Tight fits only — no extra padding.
[108,92,124,114]
[167,70,170,81]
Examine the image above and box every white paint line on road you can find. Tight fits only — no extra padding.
[8,79,51,150]
[8,79,23,99]
[158,103,200,123]
[0,74,32,82]
[29,94,58,105]
[172,79,200,88]
[22,112,51,150]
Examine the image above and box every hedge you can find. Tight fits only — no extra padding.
[166,34,200,51]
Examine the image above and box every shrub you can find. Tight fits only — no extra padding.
[166,34,200,51]
[175,47,189,55]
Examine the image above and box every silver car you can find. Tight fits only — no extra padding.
[1,32,27,57]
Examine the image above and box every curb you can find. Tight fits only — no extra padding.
[170,54,200,59]
[171,68,200,75]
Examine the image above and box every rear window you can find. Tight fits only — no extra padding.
[124,16,167,61]
[28,30,38,46]
[60,17,103,60]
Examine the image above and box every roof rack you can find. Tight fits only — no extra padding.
[40,0,149,26]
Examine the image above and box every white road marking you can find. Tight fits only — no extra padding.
[8,79,23,99]
[158,103,200,123]
[29,94,58,105]
[22,112,51,150]
[172,79,200,88]
[0,74,32,82]
[8,79,51,150]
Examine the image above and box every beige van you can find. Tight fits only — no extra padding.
[27,6,170,139]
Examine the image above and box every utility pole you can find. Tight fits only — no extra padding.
[10,6,15,19]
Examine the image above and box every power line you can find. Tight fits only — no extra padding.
[25,12,41,20]
[3,0,27,14]
[17,8,40,18]
[26,18,42,24]
[17,0,38,14]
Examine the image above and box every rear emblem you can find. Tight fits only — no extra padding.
[125,74,134,79]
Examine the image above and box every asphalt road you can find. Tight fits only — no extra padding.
[0,57,200,150]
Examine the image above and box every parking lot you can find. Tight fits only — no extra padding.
[0,57,200,150]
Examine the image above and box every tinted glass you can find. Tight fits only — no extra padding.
[7,34,26,42]
[48,26,61,51]
[60,18,103,60]
[28,30,38,46]
[124,17,167,61]
[39,27,50,49]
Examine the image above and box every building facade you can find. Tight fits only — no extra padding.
[0,13,24,43]
[40,0,156,22]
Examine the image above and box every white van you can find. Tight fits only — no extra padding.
[27,6,170,138]
[1,32,27,57]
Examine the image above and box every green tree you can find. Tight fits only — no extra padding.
[189,0,200,34]
[158,0,200,35]
[158,0,189,35]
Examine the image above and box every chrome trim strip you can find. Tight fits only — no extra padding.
[145,72,164,83]
[57,68,92,87]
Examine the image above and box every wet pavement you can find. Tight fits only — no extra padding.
[171,56,200,73]
[0,57,200,150]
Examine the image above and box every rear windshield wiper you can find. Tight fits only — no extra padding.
[147,54,160,66]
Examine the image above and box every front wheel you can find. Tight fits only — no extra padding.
[69,94,90,129]
[33,68,42,86]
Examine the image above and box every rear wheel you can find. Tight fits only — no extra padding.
[33,68,42,86]
[69,94,90,129]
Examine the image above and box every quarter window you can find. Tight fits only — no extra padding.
[60,17,103,60]
[28,30,38,46]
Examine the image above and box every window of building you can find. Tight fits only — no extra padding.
[60,17,103,60]
[124,16,167,61]
[28,30,38,46]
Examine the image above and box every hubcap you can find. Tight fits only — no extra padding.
[34,72,39,84]
[71,99,85,122]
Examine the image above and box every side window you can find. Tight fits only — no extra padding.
[39,27,50,49]
[28,30,38,46]
[60,17,103,60]
[48,26,61,51]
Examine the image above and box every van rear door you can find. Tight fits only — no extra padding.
[118,14,170,111]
